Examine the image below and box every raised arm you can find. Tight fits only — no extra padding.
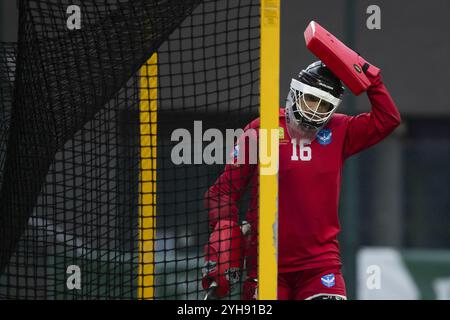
[343,70,401,159]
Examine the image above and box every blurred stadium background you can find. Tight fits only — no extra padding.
[0,0,449,299]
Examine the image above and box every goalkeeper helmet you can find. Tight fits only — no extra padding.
[285,61,344,140]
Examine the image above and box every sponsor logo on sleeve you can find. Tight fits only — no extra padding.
[279,127,289,144]
[231,144,241,167]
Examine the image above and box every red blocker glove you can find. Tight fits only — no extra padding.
[202,220,244,298]
[304,20,380,95]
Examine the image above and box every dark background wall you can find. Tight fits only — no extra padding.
[281,0,450,116]
[1,0,18,42]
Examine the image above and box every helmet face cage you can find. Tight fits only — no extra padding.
[289,78,342,131]
[285,93,319,141]
[291,89,333,125]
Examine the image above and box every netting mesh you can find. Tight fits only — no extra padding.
[0,0,260,299]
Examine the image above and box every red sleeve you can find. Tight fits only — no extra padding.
[343,72,401,159]
[205,122,258,230]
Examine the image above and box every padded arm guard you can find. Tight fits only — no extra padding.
[304,21,380,95]
[202,220,244,298]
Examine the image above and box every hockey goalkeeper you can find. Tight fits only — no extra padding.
[201,35,401,300]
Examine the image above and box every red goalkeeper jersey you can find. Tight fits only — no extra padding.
[205,73,401,276]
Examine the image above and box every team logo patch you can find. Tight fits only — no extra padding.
[321,273,336,288]
[316,128,332,145]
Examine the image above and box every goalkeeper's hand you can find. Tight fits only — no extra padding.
[202,220,250,299]
[356,55,382,89]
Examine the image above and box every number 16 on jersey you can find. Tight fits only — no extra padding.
[291,139,312,161]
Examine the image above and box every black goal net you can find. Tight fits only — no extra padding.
[0,0,260,299]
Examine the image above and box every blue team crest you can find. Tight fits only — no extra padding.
[233,145,239,159]
[321,273,336,288]
[231,144,240,165]
[316,128,332,145]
